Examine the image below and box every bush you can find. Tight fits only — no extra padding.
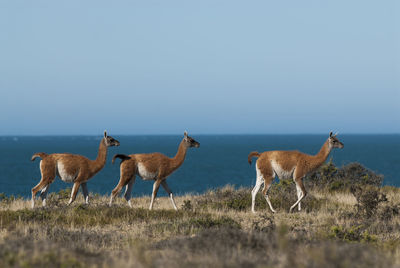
[329,225,377,243]
[340,163,383,187]
[351,185,387,218]
[196,183,326,213]
[0,193,21,204]
[378,204,400,222]
[307,159,338,189]
[195,186,267,211]
[181,200,193,211]
[268,179,326,212]
[308,161,384,192]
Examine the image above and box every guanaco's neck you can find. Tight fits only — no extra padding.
[167,140,188,174]
[309,139,332,171]
[90,139,108,175]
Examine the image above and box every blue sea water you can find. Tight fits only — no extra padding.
[0,135,399,198]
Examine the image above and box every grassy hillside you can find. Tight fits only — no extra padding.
[1,162,400,267]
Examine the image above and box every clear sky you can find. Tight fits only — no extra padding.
[0,0,399,135]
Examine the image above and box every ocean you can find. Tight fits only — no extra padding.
[0,134,399,198]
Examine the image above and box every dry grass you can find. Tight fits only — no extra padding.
[1,181,400,267]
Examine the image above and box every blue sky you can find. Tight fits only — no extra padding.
[0,0,399,135]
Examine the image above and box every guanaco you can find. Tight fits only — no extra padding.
[31,131,120,208]
[109,131,200,210]
[248,132,343,213]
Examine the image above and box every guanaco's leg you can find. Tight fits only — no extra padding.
[149,179,162,210]
[110,162,135,206]
[32,180,48,208]
[161,180,177,210]
[81,182,89,204]
[295,183,302,211]
[68,181,81,205]
[262,177,276,213]
[251,168,263,213]
[252,161,275,213]
[110,180,125,206]
[31,160,56,208]
[289,177,307,213]
[39,184,50,207]
[123,176,136,208]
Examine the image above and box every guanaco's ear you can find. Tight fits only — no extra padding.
[184,131,188,138]
[329,131,333,138]
[104,130,108,138]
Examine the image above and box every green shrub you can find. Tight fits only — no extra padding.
[329,180,345,191]
[351,185,387,218]
[307,159,338,189]
[269,179,326,212]
[223,189,253,211]
[329,225,377,243]
[340,163,383,187]
[181,200,193,211]
[378,204,400,221]
[196,183,325,213]
[195,187,267,211]
[0,193,20,204]
[308,161,383,192]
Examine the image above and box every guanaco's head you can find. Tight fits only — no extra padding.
[183,131,200,148]
[103,131,120,147]
[328,132,344,149]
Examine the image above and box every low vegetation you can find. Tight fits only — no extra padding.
[1,162,399,267]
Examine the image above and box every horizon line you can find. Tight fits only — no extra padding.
[1,132,399,137]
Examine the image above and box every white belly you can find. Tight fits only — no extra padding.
[137,163,157,180]
[271,160,295,180]
[57,162,78,183]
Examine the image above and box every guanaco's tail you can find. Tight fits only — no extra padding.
[248,151,260,165]
[31,152,48,161]
[112,154,131,164]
